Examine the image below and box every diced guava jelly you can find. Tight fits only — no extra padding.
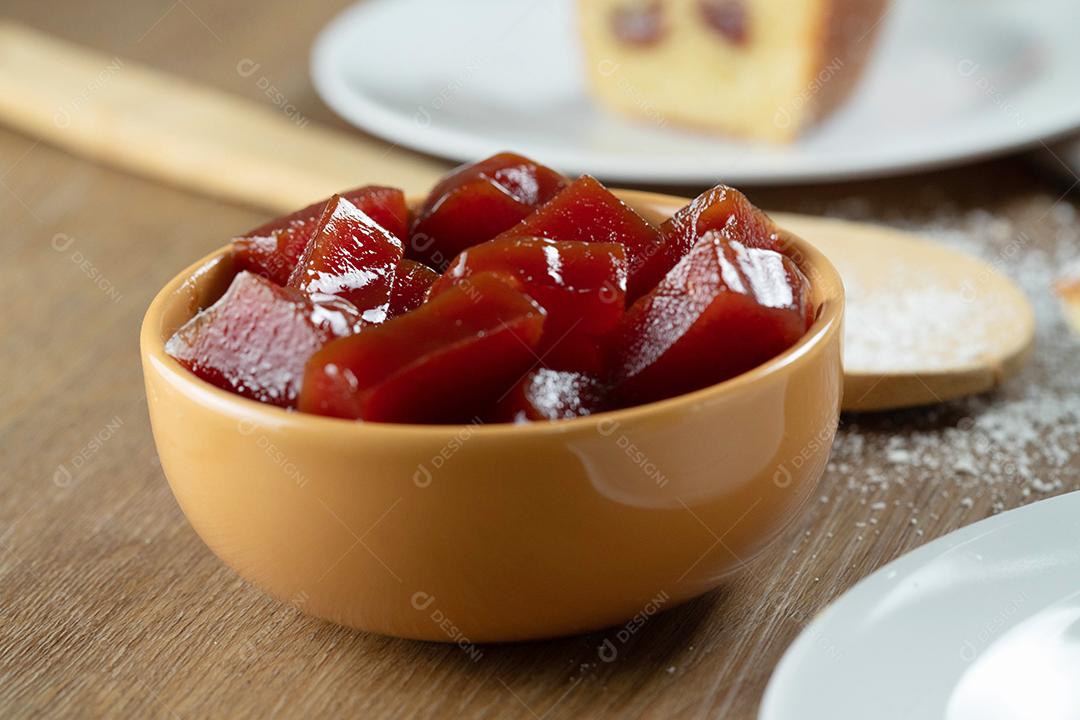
[165,271,362,408]
[299,273,546,423]
[493,175,665,303]
[611,231,811,406]
[408,152,566,270]
[287,195,404,324]
[431,236,627,374]
[233,186,407,285]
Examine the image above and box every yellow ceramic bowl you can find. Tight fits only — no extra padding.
[140,190,844,643]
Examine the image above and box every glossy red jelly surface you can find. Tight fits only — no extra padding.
[234,186,407,286]
[494,369,609,422]
[409,153,566,270]
[287,195,404,324]
[612,232,811,406]
[299,273,546,423]
[167,155,815,424]
[493,176,666,302]
[431,237,627,374]
[165,271,361,408]
[387,259,438,318]
[425,152,567,214]
[655,185,781,280]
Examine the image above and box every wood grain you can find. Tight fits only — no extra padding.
[0,21,445,213]
[1,2,1078,719]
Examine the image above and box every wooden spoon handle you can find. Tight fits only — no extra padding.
[0,21,447,213]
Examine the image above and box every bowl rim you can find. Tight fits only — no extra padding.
[140,189,845,438]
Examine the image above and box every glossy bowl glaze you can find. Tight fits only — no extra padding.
[140,190,844,642]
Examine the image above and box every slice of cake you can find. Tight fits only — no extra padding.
[580,0,889,141]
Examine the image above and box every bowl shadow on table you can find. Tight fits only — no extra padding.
[840,397,985,434]
[319,587,724,711]
[839,384,1009,430]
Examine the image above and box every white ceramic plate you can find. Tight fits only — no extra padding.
[310,0,1080,185]
[760,491,1080,720]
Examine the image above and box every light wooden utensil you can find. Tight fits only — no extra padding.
[0,22,1035,412]
[1055,272,1080,337]
[777,215,1035,412]
[0,20,447,211]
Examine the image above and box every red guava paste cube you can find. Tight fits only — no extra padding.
[430,236,627,374]
[611,232,811,406]
[299,273,547,423]
[165,271,363,408]
[493,176,665,303]
[287,194,405,324]
[652,185,782,284]
[233,186,408,286]
[493,369,609,422]
[387,259,438,318]
[427,152,567,213]
[408,153,567,270]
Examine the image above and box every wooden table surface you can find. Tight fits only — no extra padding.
[2,2,1078,718]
